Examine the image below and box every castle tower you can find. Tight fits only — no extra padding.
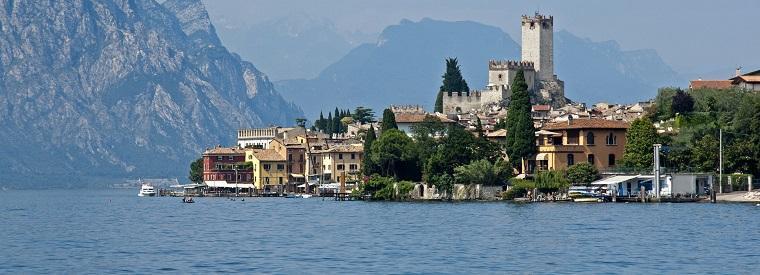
[521,12,554,81]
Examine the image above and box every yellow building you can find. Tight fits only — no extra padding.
[524,118,629,174]
[246,148,288,194]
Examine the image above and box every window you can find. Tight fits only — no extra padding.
[279,177,283,185]
[608,154,616,167]
[217,156,223,161]
[339,154,343,160]
[351,153,356,159]
[277,164,285,170]
[586,132,595,145]
[337,164,345,170]
[606,132,617,145]
[263,164,271,171]
[265,177,270,184]
[567,154,575,166]
[566,130,579,145]
[588,154,595,164]
[228,156,234,160]
[349,164,358,170]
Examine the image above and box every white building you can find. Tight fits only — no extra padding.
[237,127,280,149]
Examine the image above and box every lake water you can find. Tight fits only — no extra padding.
[1,189,759,274]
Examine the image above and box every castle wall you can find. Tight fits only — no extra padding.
[442,90,504,114]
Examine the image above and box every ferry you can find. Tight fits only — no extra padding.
[138,182,156,197]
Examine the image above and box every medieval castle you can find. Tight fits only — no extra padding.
[442,13,566,114]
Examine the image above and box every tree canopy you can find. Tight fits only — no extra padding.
[622,117,658,171]
[566,163,600,185]
[188,157,203,184]
[381,108,398,131]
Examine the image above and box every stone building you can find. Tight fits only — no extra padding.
[443,13,566,114]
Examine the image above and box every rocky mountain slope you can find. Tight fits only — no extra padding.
[275,18,683,118]
[0,0,302,187]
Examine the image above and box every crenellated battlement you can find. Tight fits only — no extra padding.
[521,12,553,27]
[390,104,426,114]
[488,60,535,71]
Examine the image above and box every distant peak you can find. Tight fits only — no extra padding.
[163,0,221,47]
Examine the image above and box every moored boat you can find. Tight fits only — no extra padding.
[138,182,156,197]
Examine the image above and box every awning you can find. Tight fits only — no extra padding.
[296,182,319,188]
[204,181,254,189]
[535,153,549,161]
[535,130,562,136]
[590,175,641,185]
[290,173,305,178]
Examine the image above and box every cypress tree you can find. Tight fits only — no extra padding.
[327,112,333,135]
[435,91,444,113]
[505,70,536,170]
[362,125,378,176]
[318,111,325,131]
[475,117,484,138]
[439,57,469,100]
[381,108,398,131]
[333,107,341,134]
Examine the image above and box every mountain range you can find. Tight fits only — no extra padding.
[0,0,301,187]
[272,18,684,118]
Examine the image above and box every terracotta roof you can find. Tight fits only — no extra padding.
[732,75,760,83]
[325,144,364,153]
[252,149,285,161]
[486,129,507,137]
[532,105,551,111]
[394,113,454,123]
[203,147,246,155]
[690,80,733,89]
[542,119,629,130]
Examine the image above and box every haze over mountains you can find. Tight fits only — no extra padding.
[0,0,301,187]
[259,18,683,118]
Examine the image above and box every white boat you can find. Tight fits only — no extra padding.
[298,194,313,199]
[138,182,156,197]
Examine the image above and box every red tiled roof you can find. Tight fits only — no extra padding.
[542,119,629,130]
[532,105,551,111]
[203,147,246,155]
[690,80,733,89]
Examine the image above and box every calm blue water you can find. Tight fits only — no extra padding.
[1,189,759,274]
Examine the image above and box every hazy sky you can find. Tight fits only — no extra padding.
[203,0,759,77]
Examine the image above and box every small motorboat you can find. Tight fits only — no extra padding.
[182,197,194,203]
[573,197,603,203]
[138,181,156,197]
[298,194,313,199]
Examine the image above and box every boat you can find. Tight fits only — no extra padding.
[138,182,156,197]
[573,197,603,203]
[299,194,313,199]
[182,197,194,203]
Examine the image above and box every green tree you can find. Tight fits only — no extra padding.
[453,159,512,186]
[504,70,536,170]
[352,106,375,124]
[439,57,470,96]
[381,108,398,131]
[326,112,333,134]
[188,158,203,184]
[653,88,678,120]
[534,170,570,193]
[622,117,658,171]
[362,125,378,176]
[435,91,444,113]
[371,129,416,179]
[333,107,342,133]
[475,117,484,138]
[671,89,694,115]
[424,125,477,180]
[690,134,719,172]
[566,163,600,185]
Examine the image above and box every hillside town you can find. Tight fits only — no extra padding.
[180,13,759,202]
